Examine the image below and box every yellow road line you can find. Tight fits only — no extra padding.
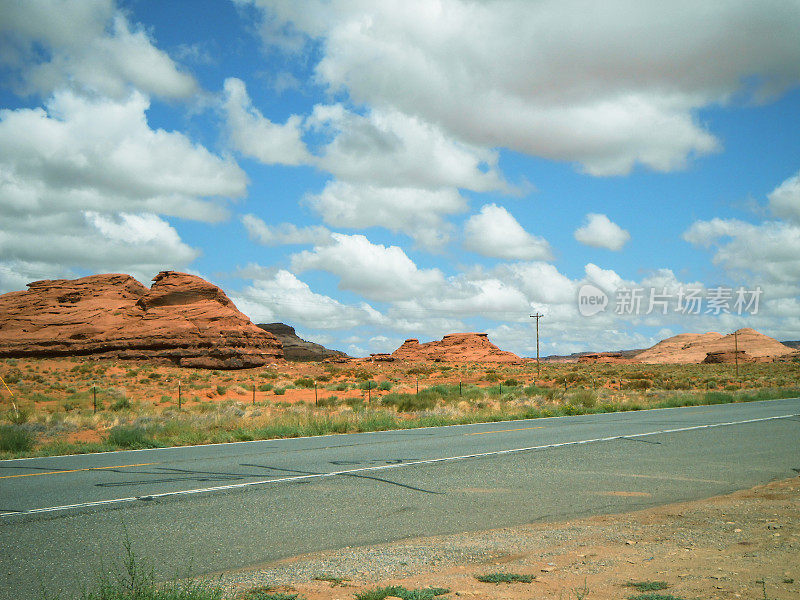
[0,462,156,479]
[467,426,545,436]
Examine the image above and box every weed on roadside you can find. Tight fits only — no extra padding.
[354,586,450,600]
[626,581,669,592]
[475,573,534,584]
[313,574,350,587]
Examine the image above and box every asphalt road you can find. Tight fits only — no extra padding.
[1,399,798,599]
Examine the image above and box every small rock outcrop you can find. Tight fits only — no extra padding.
[702,350,762,364]
[390,333,520,363]
[0,271,282,369]
[256,323,349,362]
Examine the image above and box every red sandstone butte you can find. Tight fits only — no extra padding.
[391,333,520,363]
[0,271,282,369]
[635,328,794,364]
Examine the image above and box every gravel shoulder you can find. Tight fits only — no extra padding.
[211,475,800,600]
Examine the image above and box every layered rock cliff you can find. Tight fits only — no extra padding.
[0,271,282,369]
[390,333,520,363]
[257,322,349,361]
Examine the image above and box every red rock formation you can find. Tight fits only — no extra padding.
[577,352,639,364]
[0,271,282,369]
[702,350,765,364]
[390,333,520,363]
[636,328,794,364]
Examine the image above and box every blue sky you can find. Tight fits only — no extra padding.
[1,0,799,357]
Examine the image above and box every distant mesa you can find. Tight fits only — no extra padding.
[390,333,520,363]
[634,328,794,364]
[551,328,793,365]
[0,271,282,369]
[257,322,349,362]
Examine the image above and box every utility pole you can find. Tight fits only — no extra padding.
[530,313,543,381]
[734,329,739,378]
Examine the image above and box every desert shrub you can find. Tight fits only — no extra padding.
[0,425,34,453]
[378,381,393,391]
[147,372,161,380]
[258,383,273,392]
[316,374,331,382]
[110,397,131,411]
[215,385,227,396]
[381,392,436,412]
[703,391,734,404]
[294,377,315,388]
[273,387,286,395]
[358,380,377,390]
[2,368,22,384]
[316,395,340,407]
[332,382,349,391]
[106,425,158,449]
[6,407,31,424]
[355,587,449,600]
[570,389,598,408]
[61,401,77,412]
[623,379,651,390]
[502,378,521,387]
[484,372,501,382]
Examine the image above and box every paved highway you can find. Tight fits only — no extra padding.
[1,399,798,599]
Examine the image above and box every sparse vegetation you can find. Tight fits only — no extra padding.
[354,586,449,600]
[475,572,534,583]
[627,581,669,591]
[0,425,34,452]
[0,356,797,457]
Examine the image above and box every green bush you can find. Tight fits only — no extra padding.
[381,392,436,412]
[294,377,315,388]
[2,368,22,384]
[570,389,597,408]
[216,385,227,396]
[6,407,30,424]
[355,586,449,600]
[0,425,34,453]
[258,383,273,392]
[111,397,131,411]
[273,387,286,395]
[316,395,340,407]
[106,426,158,449]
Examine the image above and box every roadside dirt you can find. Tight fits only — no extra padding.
[217,476,800,600]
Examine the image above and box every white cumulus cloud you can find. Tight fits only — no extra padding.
[768,170,800,223]
[574,213,630,251]
[463,204,552,261]
[291,233,445,301]
[306,181,467,250]
[1,0,197,99]
[249,1,800,175]
[242,214,332,246]
[222,77,311,166]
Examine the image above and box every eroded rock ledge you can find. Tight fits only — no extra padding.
[0,271,282,369]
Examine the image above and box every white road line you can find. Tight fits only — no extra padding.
[2,412,796,518]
